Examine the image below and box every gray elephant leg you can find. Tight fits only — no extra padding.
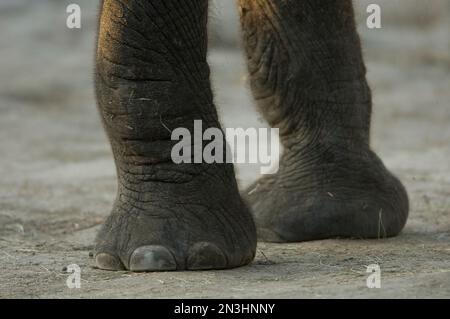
[239,0,409,242]
[94,0,256,271]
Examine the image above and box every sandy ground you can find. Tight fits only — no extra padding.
[0,1,449,298]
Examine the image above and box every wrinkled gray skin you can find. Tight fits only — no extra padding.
[94,0,409,272]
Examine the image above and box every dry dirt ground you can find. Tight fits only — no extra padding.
[0,1,449,298]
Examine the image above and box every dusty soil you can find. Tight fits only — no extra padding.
[0,1,449,298]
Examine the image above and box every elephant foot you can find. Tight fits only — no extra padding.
[245,147,409,242]
[94,166,256,272]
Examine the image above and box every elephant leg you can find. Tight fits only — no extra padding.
[239,0,409,242]
[94,0,256,271]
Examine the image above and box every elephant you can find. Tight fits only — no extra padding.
[94,0,409,272]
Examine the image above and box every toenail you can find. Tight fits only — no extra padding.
[129,245,177,272]
[95,253,125,271]
[187,242,227,270]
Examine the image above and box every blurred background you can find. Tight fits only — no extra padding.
[0,0,449,298]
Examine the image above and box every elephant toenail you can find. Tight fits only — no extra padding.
[95,253,125,271]
[129,246,177,272]
[187,242,227,270]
